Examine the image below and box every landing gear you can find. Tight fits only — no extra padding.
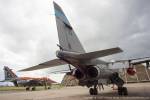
[47,87,51,89]
[26,87,30,91]
[118,87,128,96]
[26,87,36,91]
[89,88,94,95]
[89,82,98,95]
[89,88,98,95]
[110,72,128,96]
[31,87,36,91]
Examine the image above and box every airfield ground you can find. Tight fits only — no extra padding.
[0,83,150,100]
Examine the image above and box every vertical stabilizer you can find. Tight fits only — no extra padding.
[4,66,18,80]
[54,2,85,53]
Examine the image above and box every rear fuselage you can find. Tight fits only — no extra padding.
[56,50,116,87]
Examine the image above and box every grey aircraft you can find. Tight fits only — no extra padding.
[21,2,131,95]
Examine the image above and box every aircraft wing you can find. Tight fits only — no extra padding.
[131,59,150,65]
[111,56,150,63]
[73,47,123,60]
[109,56,150,68]
[109,56,150,64]
[20,59,67,71]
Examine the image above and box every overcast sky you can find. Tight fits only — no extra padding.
[0,0,150,82]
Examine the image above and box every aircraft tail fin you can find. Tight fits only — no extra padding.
[4,66,18,80]
[54,2,85,53]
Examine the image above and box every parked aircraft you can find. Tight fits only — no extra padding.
[20,2,150,95]
[1,66,55,90]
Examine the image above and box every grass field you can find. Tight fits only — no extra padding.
[0,84,63,91]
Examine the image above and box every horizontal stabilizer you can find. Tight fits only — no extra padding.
[49,70,71,74]
[20,59,67,71]
[73,47,123,60]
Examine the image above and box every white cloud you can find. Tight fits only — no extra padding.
[0,0,150,82]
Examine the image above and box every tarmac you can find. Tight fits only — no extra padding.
[0,83,150,100]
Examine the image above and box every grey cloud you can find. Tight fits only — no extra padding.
[0,0,150,80]
[0,0,57,74]
[62,0,150,60]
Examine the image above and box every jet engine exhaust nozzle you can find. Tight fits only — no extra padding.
[87,66,99,78]
[73,69,85,80]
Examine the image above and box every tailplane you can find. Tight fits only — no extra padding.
[4,66,18,80]
[54,2,85,53]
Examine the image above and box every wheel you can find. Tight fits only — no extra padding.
[26,87,30,91]
[118,87,123,95]
[93,88,98,95]
[122,87,128,96]
[89,88,94,95]
[118,87,128,96]
[48,87,50,89]
[32,87,36,91]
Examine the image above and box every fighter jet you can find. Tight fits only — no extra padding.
[20,2,148,95]
[1,66,55,90]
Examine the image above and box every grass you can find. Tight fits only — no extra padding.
[0,84,63,91]
[0,86,25,91]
